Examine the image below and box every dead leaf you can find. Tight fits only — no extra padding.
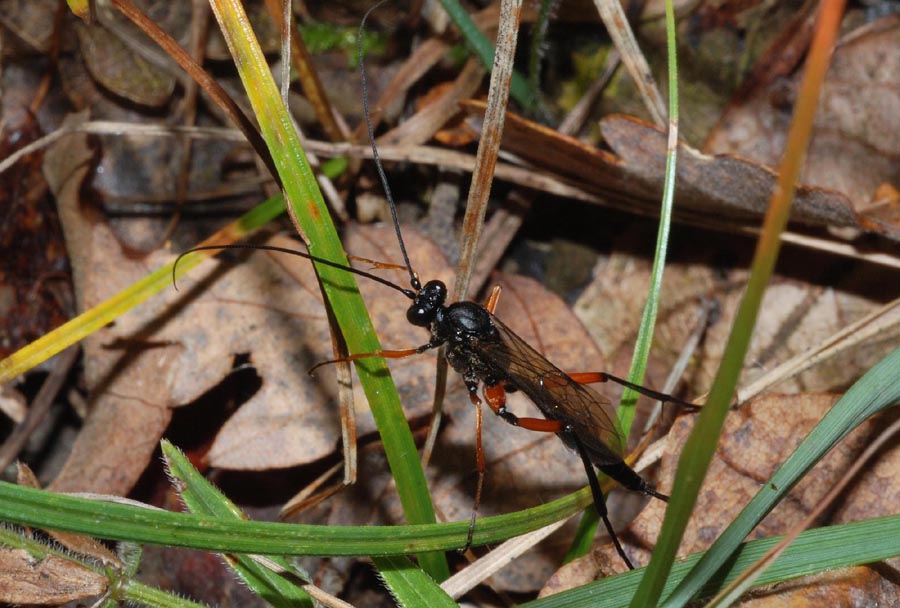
[617,394,876,563]
[52,217,453,487]
[73,21,176,108]
[832,411,900,573]
[0,384,27,423]
[706,15,900,236]
[17,463,122,567]
[0,0,57,53]
[205,224,454,470]
[541,393,886,598]
[461,99,897,241]
[46,115,175,494]
[698,278,900,398]
[574,241,900,402]
[574,249,721,380]
[537,546,617,600]
[600,115,861,231]
[0,548,108,605]
[46,110,461,487]
[735,566,900,607]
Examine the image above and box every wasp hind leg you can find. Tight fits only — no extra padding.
[569,433,637,571]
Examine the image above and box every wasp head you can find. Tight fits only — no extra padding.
[406,280,447,327]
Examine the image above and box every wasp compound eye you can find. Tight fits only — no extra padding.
[406,304,432,327]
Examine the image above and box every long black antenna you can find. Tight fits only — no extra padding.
[358,0,420,291]
[173,244,416,299]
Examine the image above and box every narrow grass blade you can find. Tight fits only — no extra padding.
[630,4,846,604]
[0,480,594,555]
[374,555,458,608]
[617,0,680,434]
[207,0,447,579]
[568,0,680,559]
[162,441,313,608]
[520,514,900,608]
[660,345,900,606]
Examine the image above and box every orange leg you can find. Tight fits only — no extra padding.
[567,372,616,384]
[308,341,441,375]
[483,384,564,433]
[484,285,502,314]
[483,383,506,413]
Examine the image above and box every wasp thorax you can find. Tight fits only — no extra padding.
[406,279,447,327]
[445,302,493,336]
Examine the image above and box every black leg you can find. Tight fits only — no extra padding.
[569,433,636,571]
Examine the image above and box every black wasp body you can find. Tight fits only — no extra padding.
[405,278,665,507]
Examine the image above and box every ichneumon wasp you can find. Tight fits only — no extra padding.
[175,1,695,570]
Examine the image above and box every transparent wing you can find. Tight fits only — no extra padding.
[478,314,627,464]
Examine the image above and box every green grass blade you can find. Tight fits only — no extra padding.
[0,480,594,555]
[439,0,536,109]
[617,0,679,434]
[629,4,843,604]
[373,555,458,607]
[162,441,313,608]
[520,514,900,608]
[207,0,447,580]
[568,0,680,559]
[660,344,900,606]
[122,581,211,608]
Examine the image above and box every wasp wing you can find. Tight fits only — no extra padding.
[478,313,627,466]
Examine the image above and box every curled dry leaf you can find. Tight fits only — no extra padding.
[461,97,896,241]
[0,548,108,605]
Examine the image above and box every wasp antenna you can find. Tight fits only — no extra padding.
[171,243,412,296]
[359,0,419,292]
